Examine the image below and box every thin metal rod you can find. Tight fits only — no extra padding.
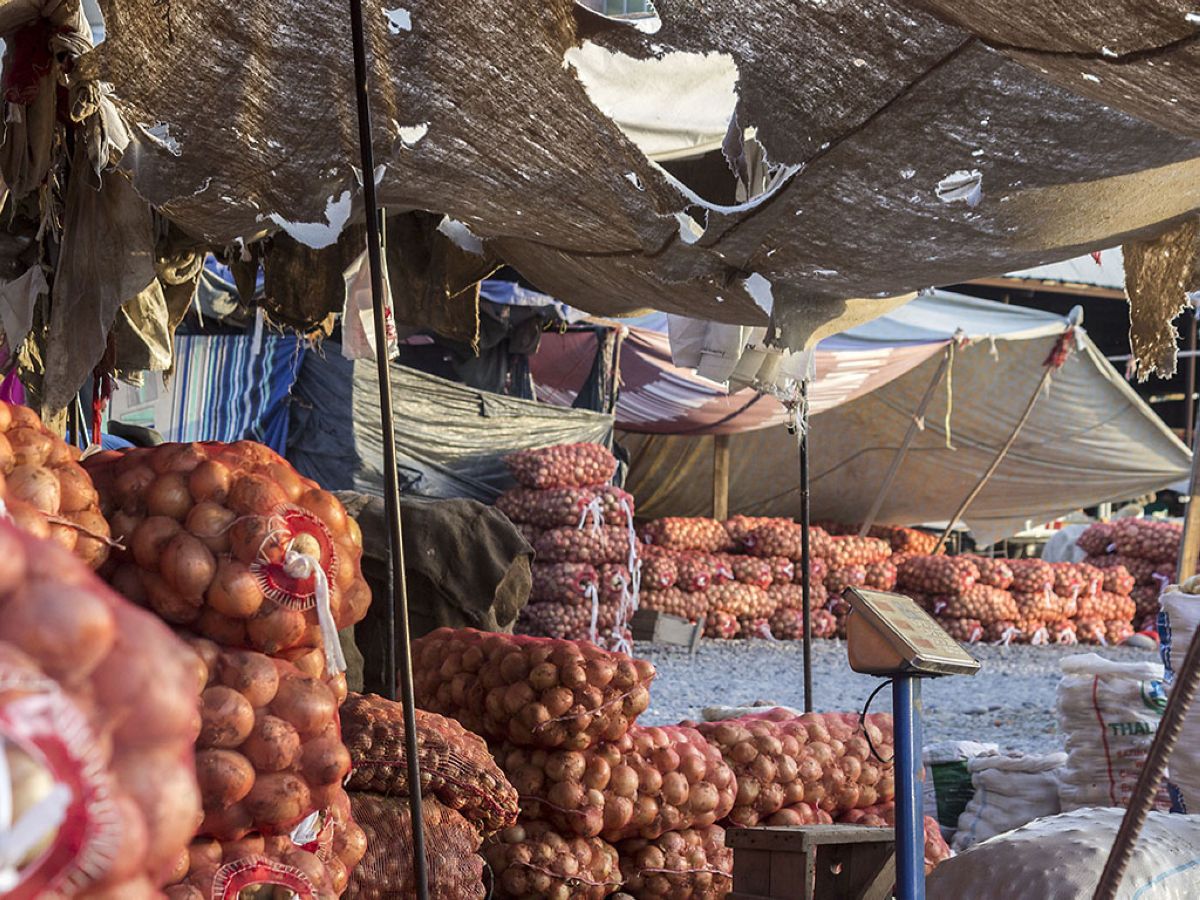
[1187,312,1197,447]
[798,381,813,713]
[345,2,429,897]
[859,346,953,536]
[893,677,926,900]
[934,364,1053,553]
[1177,422,1200,584]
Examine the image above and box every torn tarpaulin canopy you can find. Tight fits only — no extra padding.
[67,0,1200,351]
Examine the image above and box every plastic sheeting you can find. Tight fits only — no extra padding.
[286,342,614,502]
[622,310,1190,544]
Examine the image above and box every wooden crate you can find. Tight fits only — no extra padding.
[727,825,896,900]
[630,609,704,652]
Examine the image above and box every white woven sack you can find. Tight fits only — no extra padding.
[951,752,1065,852]
[1159,588,1200,811]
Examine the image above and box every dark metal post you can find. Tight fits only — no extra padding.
[1186,310,1197,447]
[345,3,429,896]
[799,381,813,713]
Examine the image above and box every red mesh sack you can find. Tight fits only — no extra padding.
[705,582,773,618]
[639,518,731,553]
[722,515,779,548]
[642,554,678,590]
[1077,522,1116,556]
[764,803,834,826]
[983,620,1025,645]
[795,556,828,586]
[871,526,940,556]
[1132,585,1161,620]
[617,825,732,900]
[485,821,621,900]
[767,556,795,585]
[0,520,202,897]
[1074,618,1108,644]
[825,565,867,596]
[1106,620,1136,644]
[825,536,891,568]
[940,618,984,643]
[496,485,633,529]
[166,834,342,900]
[864,560,897,591]
[341,692,518,837]
[184,635,350,840]
[347,793,484,899]
[531,562,599,604]
[694,710,895,827]
[936,585,1019,623]
[962,555,1014,590]
[85,441,370,671]
[498,724,736,842]
[731,555,773,589]
[516,599,623,644]
[897,556,979,595]
[767,583,808,612]
[744,521,803,559]
[535,525,631,565]
[704,610,738,639]
[640,588,706,622]
[1013,589,1070,622]
[1085,553,1158,584]
[1112,518,1181,563]
[674,553,713,592]
[412,628,655,750]
[1048,620,1079,645]
[505,443,617,490]
[1078,590,1136,622]
[736,616,772,640]
[1007,559,1055,594]
[517,523,543,546]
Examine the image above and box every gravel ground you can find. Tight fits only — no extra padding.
[633,638,1157,755]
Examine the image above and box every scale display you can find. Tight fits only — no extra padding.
[843,587,982,677]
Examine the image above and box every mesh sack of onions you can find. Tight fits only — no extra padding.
[836,805,950,874]
[934,585,1018,623]
[736,616,772,639]
[694,710,895,827]
[871,525,940,556]
[1014,590,1071,622]
[766,556,795,584]
[731,555,774,589]
[864,560,897,591]
[496,485,633,529]
[1050,563,1086,601]
[84,442,369,668]
[617,825,732,900]
[897,556,979,595]
[485,820,621,900]
[1077,522,1116,556]
[940,618,984,643]
[1112,518,1181,563]
[825,536,892,568]
[1078,590,1136,622]
[1106,620,1136,644]
[825,565,867,596]
[1007,559,1055,594]
[0,403,114,568]
[768,606,839,640]
[1074,618,1108,644]
[1048,620,1079,645]
[516,599,623,645]
[1017,618,1052,645]
[642,554,678,590]
[962,555,1014,590]
[706,582,774,619]
[639,518,731,553]
[535,525,631,565]
[412,628,655,750]
[722,515,779,548]
[767,583,810,611]
[704,610,738,639]
[795,555,829,586]
[763,803,834,826]
[673,553,713,592]
[166,833,345,900]
[341,692,518,837]
[531,562,599,604]
[744,521,804,559]
[346,792,483,900]
[497,724,736,842]
[640,588,706,622]
[0,519,201,897]
[505,443,617,490]
[1132,585,1161,620]
[184,635,351,840]
[983,620,1024,645]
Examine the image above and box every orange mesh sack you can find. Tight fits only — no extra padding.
[412,628,655,750]
[347,793,485,900]
[618,825,733,900]
[84,441,370,673]
[0,517,201,896]
[341,692,518,837]
[505,443,618,490]
[0,401,112,567]
[485,821,620,900]
[497,485,633,529]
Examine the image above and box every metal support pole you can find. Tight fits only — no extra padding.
[1187,311,1197,448]
[799,381,813,713]
[893,676,925,900]
[345,2,429,896]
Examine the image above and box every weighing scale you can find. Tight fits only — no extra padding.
[842,587,981,900]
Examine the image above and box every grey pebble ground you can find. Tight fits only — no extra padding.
[634,638,1156,755]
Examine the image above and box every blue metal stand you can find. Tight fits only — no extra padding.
[893,676,925,900]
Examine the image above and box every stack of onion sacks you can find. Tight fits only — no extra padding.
[0,517,201,898]
[84,441,371,664]
[0,400,112,568]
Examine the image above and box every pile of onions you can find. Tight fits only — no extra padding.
[497,724,736,842]
[0,401,112,568]
[1076,522,1116,556]
[531,562,599,604]
[496,485,633,529]
[824,565,867,597]
[1112,518,1181,562]
[962,556,1014,590]
[1014,590,1072,622]
[897,556,979,595]
[731,555,774,589]
[1102,565,1136,597]
[940,618,984,643]
[864,561,898,591]
[641,554,678,590]
[825,536,892,568]
[84,441,369,658]
[704,611,738,639]
[706,583,774,619]
[639,518,732,554]
[412,628,655,750]
[505,443,618,491]
[0,519,201,897]
[535,525,631,565]
[1007,559,1055,595]
[485,821,621,900]
[693,710,895,827]
[348,792,484,900]
[341,692,518,838]
[736,616,771,639]
[617,825,732,900]
[185,635,350,840]
[640,588,706,623]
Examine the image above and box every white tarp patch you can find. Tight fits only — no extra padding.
[385,7,412,33]
[267,190,352,249]
[138,121,182,156]
[437,216,485,255]
[936,169,983,207]
[743,273,774,316]
[397,122,429,146]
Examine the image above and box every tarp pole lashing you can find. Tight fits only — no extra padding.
[346,0,429,894]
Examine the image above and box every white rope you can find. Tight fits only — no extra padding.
[283,549,346,675]
[994,625,1019,647]
[577,495,605,533]
[585,582,600,644]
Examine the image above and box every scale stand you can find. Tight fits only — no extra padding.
[843,588,982,900]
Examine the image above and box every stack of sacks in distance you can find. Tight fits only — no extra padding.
[84,441,372,897]
[1078,519,1179,631]
[497,443,640,651]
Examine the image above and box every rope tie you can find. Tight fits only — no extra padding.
[283,547,345,675]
